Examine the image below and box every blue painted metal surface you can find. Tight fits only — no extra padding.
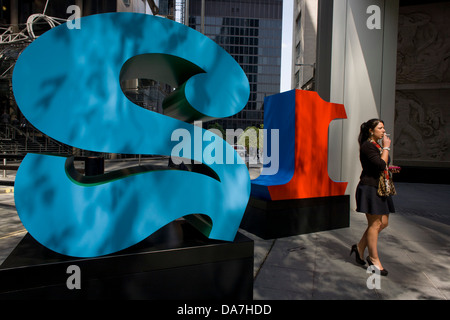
[251,90,296,200]
[12,13,250,257]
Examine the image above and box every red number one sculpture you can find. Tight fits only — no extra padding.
[252,89,348,201]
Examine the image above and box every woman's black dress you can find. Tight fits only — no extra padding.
[355,140,395,215]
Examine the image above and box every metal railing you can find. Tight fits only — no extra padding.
[1,123,72,155]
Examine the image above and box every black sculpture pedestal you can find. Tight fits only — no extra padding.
[240,195,350,240]
[0,220,254,299]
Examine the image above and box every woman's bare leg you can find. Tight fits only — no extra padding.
[357,227,368,260]
[358,213,389,256]
[364,214,389,270]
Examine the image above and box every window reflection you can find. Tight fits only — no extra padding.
[189,0,283,129]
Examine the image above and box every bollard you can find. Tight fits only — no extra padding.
[3,156,6,178]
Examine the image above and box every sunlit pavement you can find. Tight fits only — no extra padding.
[1,160,449,300]
[249,182,450,300]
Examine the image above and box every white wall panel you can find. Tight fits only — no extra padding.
[329,0,399,209]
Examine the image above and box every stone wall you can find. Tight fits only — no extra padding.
[394,2,450,167]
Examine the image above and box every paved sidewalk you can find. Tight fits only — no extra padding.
[248,182,450,300]
[1,160,449,299]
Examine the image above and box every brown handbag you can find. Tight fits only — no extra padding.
[377,169,396,197]
[369,140,398,197]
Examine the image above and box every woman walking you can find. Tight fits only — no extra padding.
[350,119,395,276]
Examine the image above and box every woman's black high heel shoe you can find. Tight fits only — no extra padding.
[366,256,388,276]
[350,244,366,265]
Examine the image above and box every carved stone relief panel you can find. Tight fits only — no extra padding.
[395,90,449,163]
[395,3,450,166]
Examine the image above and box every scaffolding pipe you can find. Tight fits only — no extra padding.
[185,0,189,25]
[201,0,205,34]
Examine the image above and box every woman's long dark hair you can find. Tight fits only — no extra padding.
[358,119,384,146]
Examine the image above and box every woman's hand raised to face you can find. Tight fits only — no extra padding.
[382,134,391,149]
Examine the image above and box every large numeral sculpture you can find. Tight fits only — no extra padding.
[251,89,348,200]
[12,13,250,258]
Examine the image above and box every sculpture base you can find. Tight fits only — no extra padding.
[240,195,350,240]
[394,166,450,184]
[0,220,254,299]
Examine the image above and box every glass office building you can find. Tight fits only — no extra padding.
[188,0,283,130]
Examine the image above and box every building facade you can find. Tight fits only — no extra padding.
[188,0,283,130]
[394,1,450,170]
[0,0,167,155]
[0,0,170,120]
[291,0,317,90]
[293,0,450,206]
